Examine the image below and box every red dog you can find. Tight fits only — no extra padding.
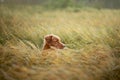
[43,34,65,50]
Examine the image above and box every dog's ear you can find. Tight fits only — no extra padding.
[44,35,52,43]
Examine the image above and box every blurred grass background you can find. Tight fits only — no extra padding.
[0,0,120,80]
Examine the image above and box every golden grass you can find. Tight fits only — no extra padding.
[0,5,120,80]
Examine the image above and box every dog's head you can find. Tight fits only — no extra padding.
[44,34,65,49]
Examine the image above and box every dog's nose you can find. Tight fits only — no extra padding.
[63,44,66,47]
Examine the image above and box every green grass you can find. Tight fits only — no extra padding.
[0,5,120,80]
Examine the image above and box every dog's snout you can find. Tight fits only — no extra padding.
[63,44,65,47]
[61,44,66,49]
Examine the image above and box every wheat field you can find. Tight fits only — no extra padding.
[0,5,120,80]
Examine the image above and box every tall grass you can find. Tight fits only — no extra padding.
[0,5,120,80]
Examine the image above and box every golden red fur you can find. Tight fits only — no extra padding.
[43,34,65,50]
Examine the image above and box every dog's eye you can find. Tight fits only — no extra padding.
[54,40,58,43]
[52,38,58,42]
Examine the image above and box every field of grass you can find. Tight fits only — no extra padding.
[0,5,120,80]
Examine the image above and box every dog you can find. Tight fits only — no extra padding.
[42,34,65,50]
